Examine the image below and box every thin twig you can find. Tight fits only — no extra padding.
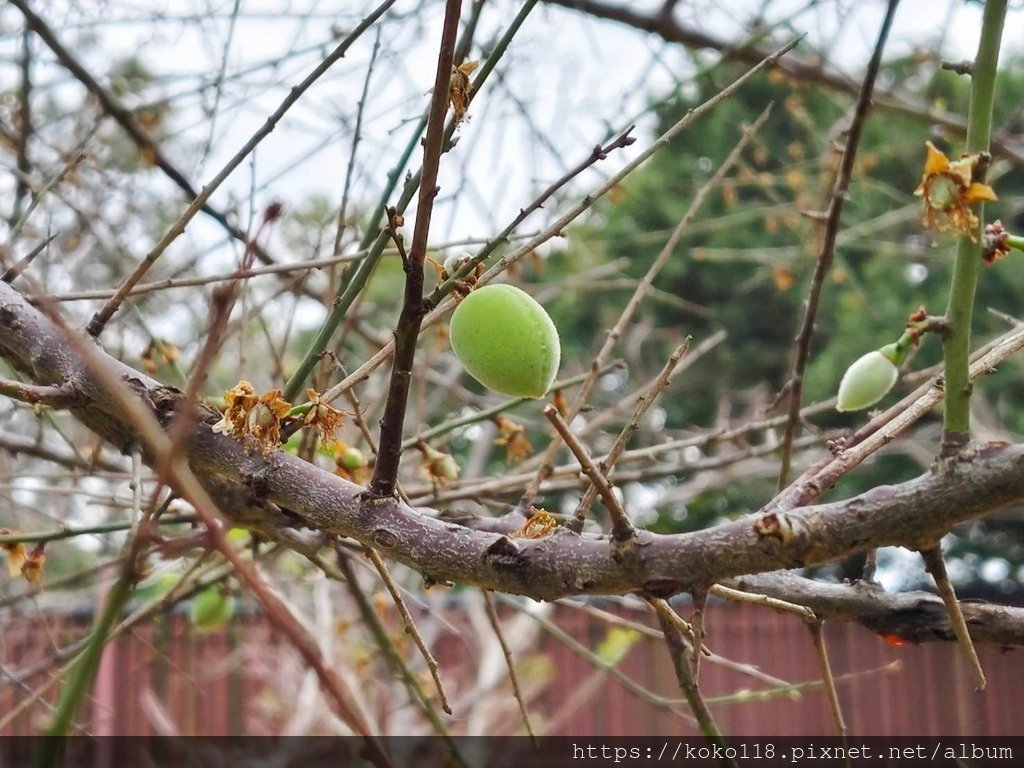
[572,340,690,528]
[333,30,381,259]
[776,0,899,489]
[364,546,452,714]
[43,251,362,302]
[0,514,194,546]
[482,590,537,742]
[920,546,986,689]
[808,620,848,738]
[2,234,54,284]
[369,0,461,497]
[518,105,773,513]
[649,598,734,763]
[709,584,816,620]
[703,661,901,707]
[0,378,82,408]
[10,23,33,227]
[543,404,635,541]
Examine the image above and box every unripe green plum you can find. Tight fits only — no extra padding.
[189,586,237,632]
[449,284,560,398]
[836,346,899,412]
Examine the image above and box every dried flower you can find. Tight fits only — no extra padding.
[248,389,291,451]
[914,141,996,240]
[1,531,27,579]
[494,415,532,462]
[21,544,45,585]
[211,381,292,453]
[211,380,258,438]
[418,442,460,487]
[449,61,478,125]
[303,388,345,443]
[510,508,558,539]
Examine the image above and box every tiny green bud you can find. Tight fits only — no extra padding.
[836,349,899,412]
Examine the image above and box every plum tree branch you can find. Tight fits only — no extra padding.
[776,0,898,489]
[4,281,1024,647]
[369,0,461,498]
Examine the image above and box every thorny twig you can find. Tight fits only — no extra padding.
[368,0,461,498]
[482,590,537,742]
[516,105,774,514]
[543,404,635,541]
[364,545,452,714]
[776,0,899,489]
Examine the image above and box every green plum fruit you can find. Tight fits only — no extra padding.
[449,284,560,398]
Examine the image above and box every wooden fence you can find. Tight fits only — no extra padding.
[2,600,1020,736]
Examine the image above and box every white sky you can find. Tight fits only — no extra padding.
[0,0,1020,310]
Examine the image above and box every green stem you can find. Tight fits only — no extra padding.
[941,0,1007,453]
[1006,233,1024,252]
[0,513,195,545]
[35,573,134,768]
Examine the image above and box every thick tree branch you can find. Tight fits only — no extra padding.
[729,572,1024,647]
[5,283,1024,630]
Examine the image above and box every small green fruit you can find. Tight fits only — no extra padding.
[449,284,560,398]
[339,446,366,470]
[189,586,237,632]
[836,347,899,412]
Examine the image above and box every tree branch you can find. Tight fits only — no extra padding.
[776,0,898,488]
[369,0,461,498]
[5,282,1024,623]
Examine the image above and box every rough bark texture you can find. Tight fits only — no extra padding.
[3,281,1024,642]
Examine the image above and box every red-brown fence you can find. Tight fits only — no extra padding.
[2,600,1020,736]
